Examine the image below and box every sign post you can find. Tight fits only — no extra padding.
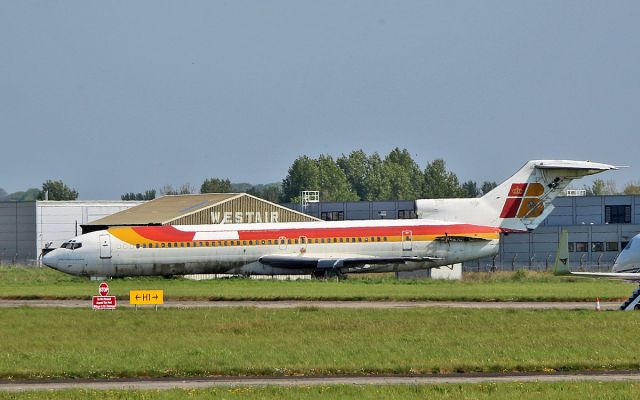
[129,290,164,311]
[92,282,117,310]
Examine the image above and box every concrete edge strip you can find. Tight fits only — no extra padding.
[2,372,640,392]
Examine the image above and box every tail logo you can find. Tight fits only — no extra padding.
[500,183,545,219]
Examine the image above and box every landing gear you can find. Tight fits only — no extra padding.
[311,269,346,281]
[619,286,640,311]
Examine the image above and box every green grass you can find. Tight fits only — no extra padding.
[0,266,634,301]
[1,307,640,380]
[1,383,640,400]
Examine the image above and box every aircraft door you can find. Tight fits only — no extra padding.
[99,234,112,259]
[402,230,412,251]
[278,236,287,250]
[299,236,307,253]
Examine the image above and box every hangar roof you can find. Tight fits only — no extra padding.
[84,193,319,227]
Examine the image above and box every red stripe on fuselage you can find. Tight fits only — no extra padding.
[129,224,499,242]
[132,226,196,242]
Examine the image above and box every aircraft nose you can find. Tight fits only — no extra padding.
[42,250,59,269]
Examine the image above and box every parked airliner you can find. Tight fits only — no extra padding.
[572,233,640,310]
[42,160,616,278]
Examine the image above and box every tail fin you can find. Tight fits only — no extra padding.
[416,160,616,231]
[553,229,570,275]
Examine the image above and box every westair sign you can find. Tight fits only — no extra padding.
[92,282,117,310]
[130,290,164,310]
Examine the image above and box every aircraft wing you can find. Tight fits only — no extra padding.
[259,254,442,270]
[571,272,640,281]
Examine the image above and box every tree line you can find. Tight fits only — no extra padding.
[4,150,639,202]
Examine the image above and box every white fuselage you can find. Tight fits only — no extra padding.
[42,219,500,277]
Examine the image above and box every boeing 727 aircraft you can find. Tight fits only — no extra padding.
[42,160,616,278]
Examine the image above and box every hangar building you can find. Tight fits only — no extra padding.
[83,193,320,233]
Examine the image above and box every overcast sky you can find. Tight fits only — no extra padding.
[1,1,638,199]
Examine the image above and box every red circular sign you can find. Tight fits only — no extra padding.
[99,282,109,296]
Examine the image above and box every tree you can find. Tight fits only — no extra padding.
[481,181,497,195]
[0,188,8,201]
[383,148,422,200]
[586,179,618,196]
[247,183,282,203]
[200,178,232,193]
[337,150,369,200]
[121,190,156,201]
[159,184,178,196]
[461,180,480,198]
[160,184,193,195]
[317,154,358,202]
[281,156,320,202]
[38,180,78,200]
[623,181,640,195]
[362,152,391,201]
[422,159,463,198]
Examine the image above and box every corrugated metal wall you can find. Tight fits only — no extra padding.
[169,195,318,225]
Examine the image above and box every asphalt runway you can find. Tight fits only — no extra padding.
[0,299,621,310]
[2,371,640,392]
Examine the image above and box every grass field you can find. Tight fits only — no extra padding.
[0,266,634,301]
[1,307,639,380]
[1,382,640,400]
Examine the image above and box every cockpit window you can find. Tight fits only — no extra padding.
[70,243,82,250]
[61,242,70,249]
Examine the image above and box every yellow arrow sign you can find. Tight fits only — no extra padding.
[129,290,164,305]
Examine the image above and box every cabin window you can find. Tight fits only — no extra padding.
[267,240,272,245]
[384,237,388,241]
[249,240,253,245]
[333,238,337,243]
[287,239,292,244]
[236,241,241,246]
[168,243,172,248]
[261,240,266,245]
[339,238,344,243]
[358,237,362,242]
[161,243,166,248]
[377,237,381,242]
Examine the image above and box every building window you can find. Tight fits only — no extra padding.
[605,205,631,224]
[397,210,416,219]
[321,211,344,221]
[568,242,575,252]
[606,242,619,252]
[575,242,588,252]
[591,242,604,252]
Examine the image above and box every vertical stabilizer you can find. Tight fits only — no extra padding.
[553,229,570,275]
[416,160,616,231]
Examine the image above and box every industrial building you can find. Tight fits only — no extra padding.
[0,200,143,264]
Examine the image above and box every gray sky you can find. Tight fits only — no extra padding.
[1,1,638,199]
